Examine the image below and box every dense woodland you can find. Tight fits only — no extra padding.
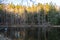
[0,3,60,25]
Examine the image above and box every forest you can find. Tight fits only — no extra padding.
[0,3,60,25]
[0,2,60,40]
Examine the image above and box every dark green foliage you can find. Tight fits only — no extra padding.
[47,6,60,25]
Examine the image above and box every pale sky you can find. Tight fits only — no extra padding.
[1,0,60,6]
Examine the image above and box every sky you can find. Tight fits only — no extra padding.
[1,0,60,6]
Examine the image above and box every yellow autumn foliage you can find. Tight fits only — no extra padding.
[43,3,50,13]
[2,3,59,14]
